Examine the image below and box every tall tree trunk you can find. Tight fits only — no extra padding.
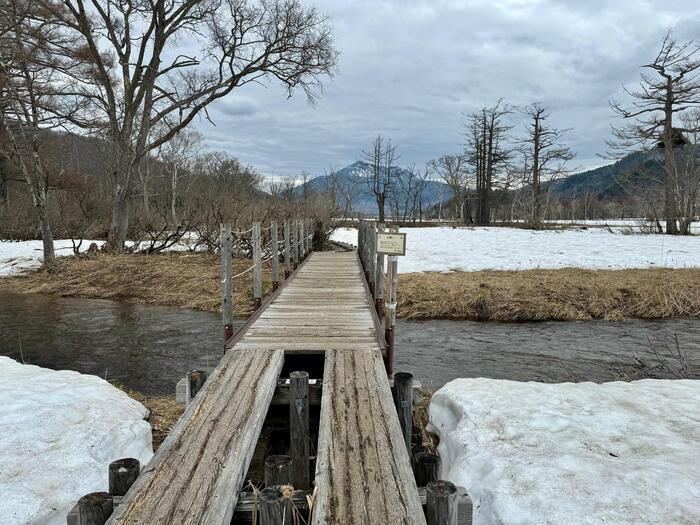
[663,81,679,235]
[377,195,385,222]
[37,200,55,262]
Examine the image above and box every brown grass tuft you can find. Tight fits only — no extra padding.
[398,268,700,321]
[123,390,184,450]
[0,252,271,315]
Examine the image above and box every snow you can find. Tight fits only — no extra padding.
[0,240,104,277]
[429,378,700,525]
[0,357,153,525]
[330,226,700,272]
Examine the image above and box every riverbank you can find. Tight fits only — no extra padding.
[2,252,698,322]
[0,252,270,316]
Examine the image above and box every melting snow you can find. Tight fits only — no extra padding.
[0,357,153,524]
[429,378,700,524]
[330,226,700,272]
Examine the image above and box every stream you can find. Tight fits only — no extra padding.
[1,292,698,394]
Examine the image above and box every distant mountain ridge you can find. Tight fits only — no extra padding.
[299,161,452,215]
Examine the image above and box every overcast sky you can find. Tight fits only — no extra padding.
[195,0,700,179]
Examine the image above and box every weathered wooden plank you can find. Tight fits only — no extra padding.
[107,350,284,524]
[313,348,426,525]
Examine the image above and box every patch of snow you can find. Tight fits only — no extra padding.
[0,357,153,525]
[429,378,700,525]
[330,226,700,272]
[0,240,104,277]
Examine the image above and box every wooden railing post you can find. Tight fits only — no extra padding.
[220,223,234,344]
[375,222,385,318]
[284,221,291,278]
[271,221,280,291]
[426,480,458,525]
[290,370,310,489]
[384,227,399,376]
[297,220,303,262]
[368,222,376,298]
[253,222,262,310]
[393,372,413,453]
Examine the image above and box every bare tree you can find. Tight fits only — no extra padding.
[359,135,399,221]
[32,0,337,251]
[0,0,79,260]
[518,104,575,227]
[430,154,469,223]
[609,32,700,234]
[157,129,202,226]
[466,100,513,224]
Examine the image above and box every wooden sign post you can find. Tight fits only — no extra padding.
[376,227,405,376]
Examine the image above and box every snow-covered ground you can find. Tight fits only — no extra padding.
[0,357,153,525]
[0,240,104,277]
[331,226,700,272]
[429,378,700,524]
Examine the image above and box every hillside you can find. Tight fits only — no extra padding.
[299,161,452,215]
[548,150,664,200]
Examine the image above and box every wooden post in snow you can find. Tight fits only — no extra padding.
[271,221,280,291]
[220,223,234,344]
[108,458,140,497]
[253,222,262,310]
[289,370,310,489]
[426,480,458,525]
[77,492,113,525]
[393,372,413,453]
[413,451,440,486]
[284,221,291,278]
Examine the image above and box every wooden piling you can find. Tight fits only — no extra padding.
[77,492,113,525]
[271,221,279,290]
[289,370,310,489]
[253,222,262,310]
[189,370,207,399]
[259,486,293,525]
[264,454,292,487]
[413,452,441,487]
[220,223,234,343]
[426,480,458,525]
[393,372,413,452]
[290,222,297,269]
[284,221,291,277]
[108,458,140,497]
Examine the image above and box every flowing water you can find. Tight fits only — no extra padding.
[1,292,698,394]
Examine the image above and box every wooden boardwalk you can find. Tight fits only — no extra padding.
[108,251,425,525]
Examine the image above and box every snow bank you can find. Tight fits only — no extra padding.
[429,378,700,524]
[330,226,700,272]
[0,357,153,525]
[0,240,104,277]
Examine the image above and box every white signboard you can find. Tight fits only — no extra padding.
[376,232,406,256]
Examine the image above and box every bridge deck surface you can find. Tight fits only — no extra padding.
[109,250,424,525]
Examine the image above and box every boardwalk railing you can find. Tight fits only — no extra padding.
[357,219,399,374]
[220,218,315,342]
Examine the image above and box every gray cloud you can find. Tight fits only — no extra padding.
[193,0,700,177]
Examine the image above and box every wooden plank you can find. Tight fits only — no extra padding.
[313,348,426,525]
[107,350,284,524]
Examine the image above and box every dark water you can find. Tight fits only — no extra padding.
[1,292,698,394]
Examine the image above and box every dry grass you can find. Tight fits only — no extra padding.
[398,268,700,321]
[2,253,699,323]
[0,252,272,315]
[126,391,184,450]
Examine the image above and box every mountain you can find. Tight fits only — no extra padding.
[548,150,664,200]
[299,161,452,215]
